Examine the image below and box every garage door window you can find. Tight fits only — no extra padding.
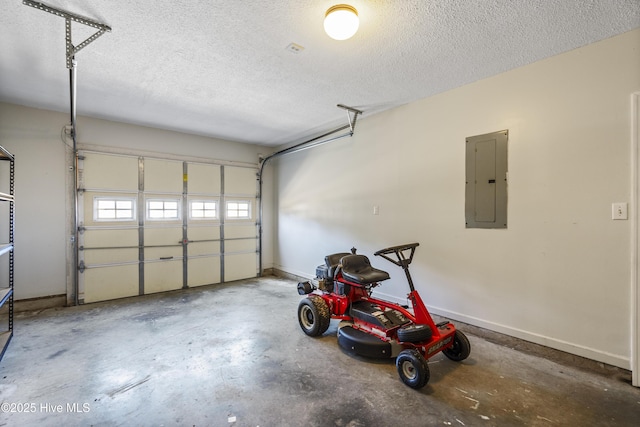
[226,200,251,219]
[190,201,218,219]
[147,199,180,220]
[94,197,136,221]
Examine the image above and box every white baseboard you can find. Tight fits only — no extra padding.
[428,305,630,370]
[273,265,313,280]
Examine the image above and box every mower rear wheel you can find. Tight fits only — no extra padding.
[298,295,331,337]
[397,324,432,343]
[396,349,430,389]
[442,330,471,361]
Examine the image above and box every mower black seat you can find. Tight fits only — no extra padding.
[339,254,390,285]
[325,252,351,278]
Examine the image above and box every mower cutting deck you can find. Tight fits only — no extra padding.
[297,243,470,389]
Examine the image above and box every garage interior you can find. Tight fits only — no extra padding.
[1,0,640,425]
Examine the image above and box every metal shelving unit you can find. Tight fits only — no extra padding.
[0,145,14,361]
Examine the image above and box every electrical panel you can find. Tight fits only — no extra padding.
[465,130,508,229]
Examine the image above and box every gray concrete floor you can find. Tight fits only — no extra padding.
[1,276,639,426]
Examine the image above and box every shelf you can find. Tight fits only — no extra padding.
[0,244,12,257]
[0,331,12,360]
[0,144,13,362]
[0,287,12,306]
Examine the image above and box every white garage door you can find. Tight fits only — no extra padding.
[77,151,258,303]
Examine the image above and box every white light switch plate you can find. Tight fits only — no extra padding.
[612,202,628,220]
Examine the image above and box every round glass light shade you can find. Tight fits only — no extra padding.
[324,5,359,40]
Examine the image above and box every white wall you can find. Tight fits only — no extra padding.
[274,29,640,369]
[0,103,274,300]
[0,104,67,300]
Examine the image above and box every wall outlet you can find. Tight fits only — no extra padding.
[373,205,379,215]
[612,202,628,220]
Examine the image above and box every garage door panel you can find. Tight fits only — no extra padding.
[188,163,221,194]
[189,241,219,256]
[188,225,220,241]
[84,228,138,248]
[145,159,183,193]
[188,256,221,287]
[224,166,256,195]
[85,248,138,265]
[225,239,256,253]
[145,227,182,246]
[82,153,139,191]
[145,260,183,293]
[83,264,139,303]
[225,224,257,239]
[224,253,257,282]
[145,247,182,260]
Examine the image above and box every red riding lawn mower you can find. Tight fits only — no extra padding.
[297,243,470,389]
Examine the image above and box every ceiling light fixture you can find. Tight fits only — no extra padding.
[324,4,359,40]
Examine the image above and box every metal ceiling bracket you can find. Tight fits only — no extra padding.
[23,0,112,68]
[337,104,363,134]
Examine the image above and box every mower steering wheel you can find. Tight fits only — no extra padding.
[374,243,419,268]
[374,243,419,257]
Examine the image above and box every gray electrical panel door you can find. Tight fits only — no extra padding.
[465,130,508,229]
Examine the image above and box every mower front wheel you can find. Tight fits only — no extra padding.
[396,349,430,389]
[442,330,471,361]
[298,295,331,337]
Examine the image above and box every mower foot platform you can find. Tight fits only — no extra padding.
[338,325,394,358]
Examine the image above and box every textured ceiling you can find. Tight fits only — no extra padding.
[1,1,639,147]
